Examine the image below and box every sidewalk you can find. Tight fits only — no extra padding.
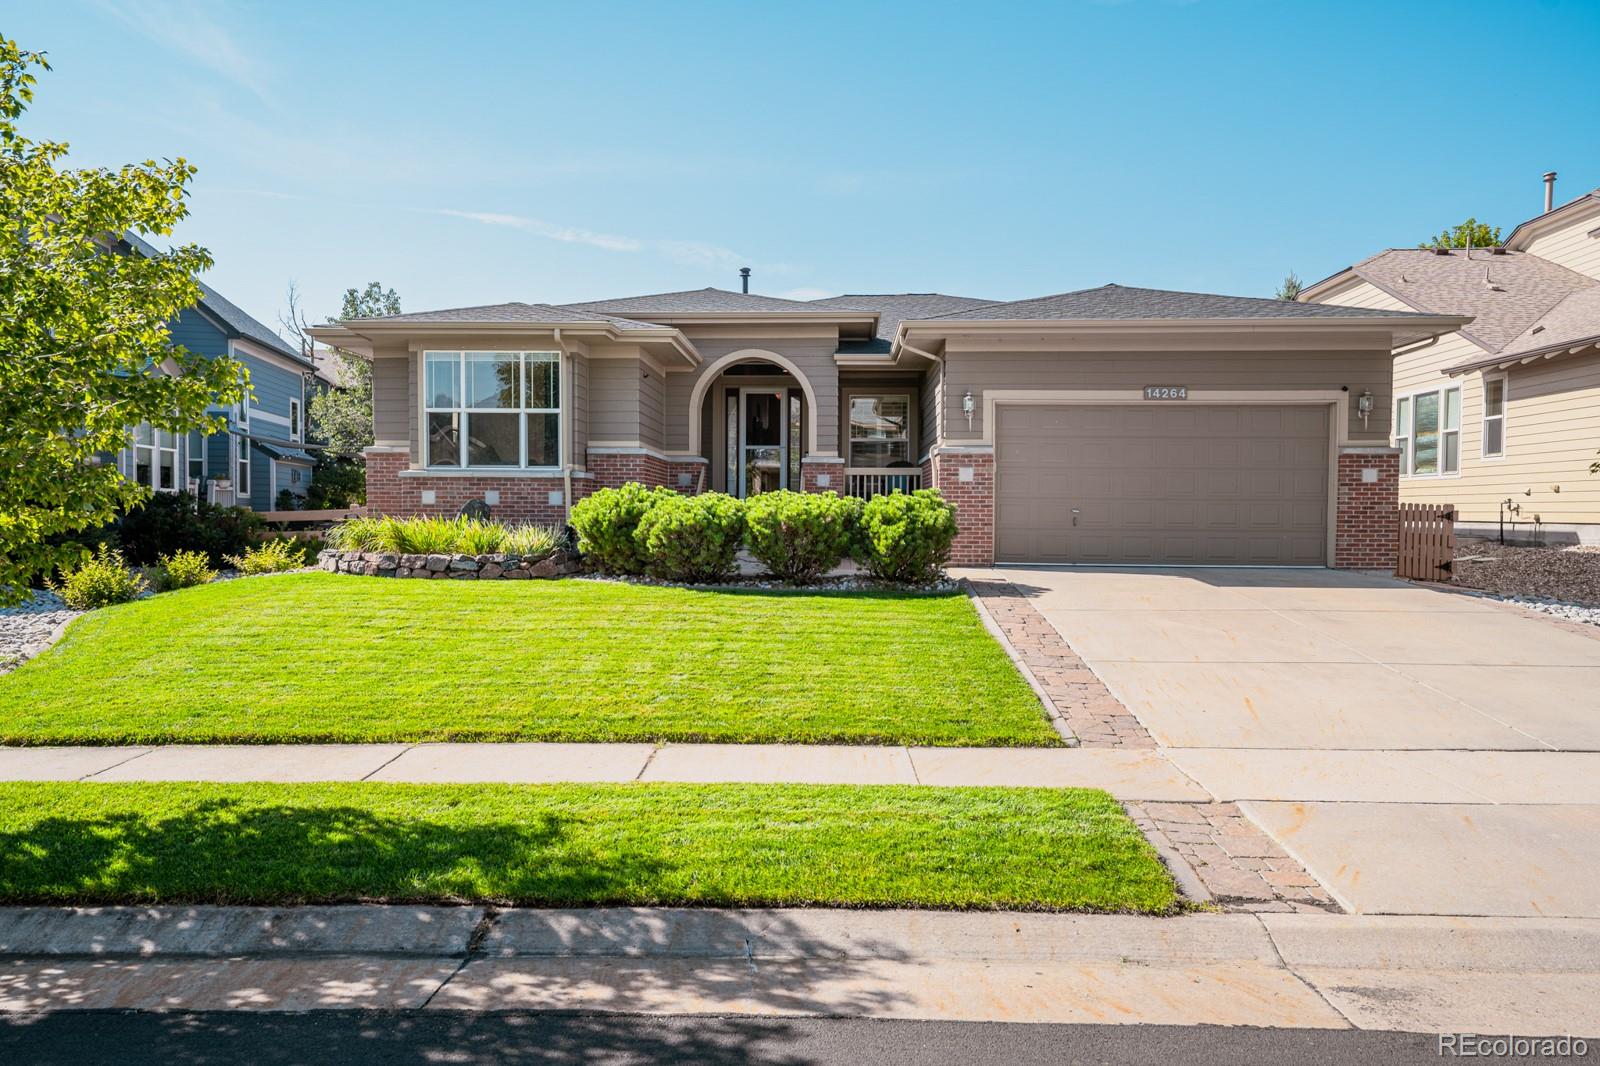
[2,905,1596,1035]
[0,742,1208,800]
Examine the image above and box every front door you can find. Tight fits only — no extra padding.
[738,388,788,497]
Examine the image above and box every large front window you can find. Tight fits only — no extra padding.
[424,350,561,469]
[848,394,912,467]
[1394,385,1460,477]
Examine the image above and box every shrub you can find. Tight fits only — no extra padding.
[635,493,746,583]
[150,549,217,592]
[114,491,264,567]
[274,488,307,511]
[743,490,861,584]
[453,519,508,555]
[48,546,147,610]
[225,539,309,575]
[381,515,464,555]
[855,489,958,583]
[326,516,387,552]
[502,524,563,560]
[570,483,675,575]
[306,457,365,508]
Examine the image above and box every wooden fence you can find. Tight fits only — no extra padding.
[1395,502,1456,582]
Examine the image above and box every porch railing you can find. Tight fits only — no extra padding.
[844,468,923,499]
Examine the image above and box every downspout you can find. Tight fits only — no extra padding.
[555,328,573,522]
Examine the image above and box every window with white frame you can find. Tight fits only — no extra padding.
[236,439,251,497]
[289,399,301,443]
[1482,375,1507,458]
[187,431,205,486]
[125,423,180,493]
[423,351,561,469]
[1393,385,1461,476]
[847,394,912,467]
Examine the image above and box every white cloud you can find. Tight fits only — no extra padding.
[435,209,755,270]
[94,0,274,102]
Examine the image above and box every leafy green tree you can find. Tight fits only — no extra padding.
[306,283,399,460]
[1275,271,1304,301]
[0,37,245,603]
[1420,218,1502,250]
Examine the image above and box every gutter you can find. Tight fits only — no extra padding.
[555,328,573,522]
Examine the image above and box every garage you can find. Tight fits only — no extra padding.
[994,403,1331,565]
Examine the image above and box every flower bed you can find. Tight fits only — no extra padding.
[319,548,580,580]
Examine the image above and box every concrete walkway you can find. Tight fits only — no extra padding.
[0,742,1210,800]
[2,905,1597,1035]
[965,565,1600,918]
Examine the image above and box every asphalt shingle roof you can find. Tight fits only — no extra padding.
[563,287,835,314]
[808,293,996,343]
[924,284,1436,323]
[122,231,307,365]
[1337,249,1599,354]
[345,302,662,330]
[1483,287,1600,363]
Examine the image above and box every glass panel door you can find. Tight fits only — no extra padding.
[739,389,787,497]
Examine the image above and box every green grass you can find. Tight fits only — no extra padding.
[0,572,1057,747]
[0,782,1177,913]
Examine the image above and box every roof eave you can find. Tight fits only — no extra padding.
[305,321,701,367]
[1444,334,1600,376]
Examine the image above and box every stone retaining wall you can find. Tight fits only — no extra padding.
[318,549,580,580]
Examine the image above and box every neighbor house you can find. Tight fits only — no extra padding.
[308,283,1463,568]
[115,233,319,512]
[1302,174,1600,544]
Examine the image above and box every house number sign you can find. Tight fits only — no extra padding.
[1143,386,1188,400]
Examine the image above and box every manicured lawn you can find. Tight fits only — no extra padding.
[0,782,1177,913]
[0,573,1057,746]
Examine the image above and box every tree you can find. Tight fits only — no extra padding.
[0,36,245,603]
[1420,218,1502,250]
[1275,271,1304,301]
[306,282,399,460]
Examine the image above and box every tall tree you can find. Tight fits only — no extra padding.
[1275,271,1304,301]
[1420,218,1502,250]
[306,283,399,460]
[0,36,244,603]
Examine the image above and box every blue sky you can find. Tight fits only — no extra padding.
[10,0,1600,333]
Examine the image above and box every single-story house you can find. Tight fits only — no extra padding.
[1301,175,1600,544]
[114,233,320,512]
[309,283,1463,568]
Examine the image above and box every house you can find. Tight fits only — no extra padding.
[115,233,319,512]
[1301,175,1600,545]
[308,283,1463,568]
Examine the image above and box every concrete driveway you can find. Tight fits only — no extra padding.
[985,566,1600,918]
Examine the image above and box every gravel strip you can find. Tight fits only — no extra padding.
[0,591,82,675]
[1453,538,1600,609]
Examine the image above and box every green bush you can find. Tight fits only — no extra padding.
[743,490,861,584]
[326,516,386,551]
[502,524,563,560]
[150,550,217,592]
[48,546,147,610]
[855,489,958,583]
[634,493,746,583]
[570,483,675,575]
[453,519,507,555]
[306,457,365,508]
[325,515,564,560]
[114,492,264,567]
[225,539,309,575]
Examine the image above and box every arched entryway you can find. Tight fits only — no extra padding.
[688,349,821,497]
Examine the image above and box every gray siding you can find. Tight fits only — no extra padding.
[639,361,666,451]
[371,353,412,451]
[940,347,1394,446]
[569,352,589,469]
[587,358,638,442]
[665,335,842,455]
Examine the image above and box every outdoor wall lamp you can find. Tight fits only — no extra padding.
[962,390,975,430]
[1356,389,1373,430]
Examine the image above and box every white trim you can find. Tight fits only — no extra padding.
[289,398,302,443]
[687,349,820,456]
[398,467,584,480]
[587,444,677,461]
[1392,383,1462,478]
[249,408,291,427]
[978,388,1350,568]
[1481,372,1507,460]
[419,349,563,471]
[230,337,315,377]
[843,390,915,469]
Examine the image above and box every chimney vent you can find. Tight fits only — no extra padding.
[1544,171,1558,214]
[739,266,751,294]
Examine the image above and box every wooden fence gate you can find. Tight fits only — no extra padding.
[1395,502,1456,581]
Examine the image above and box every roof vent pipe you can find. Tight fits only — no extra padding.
[1545,171,1558,214]
[739,267,751,294]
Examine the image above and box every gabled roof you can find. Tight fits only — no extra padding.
[809,293,996,355]
[1503,187,1600,251]
[1306,248,1598,354]
[1446,286,1600,375]
[564,287,831,314]
[923,283,1434,322]
[343,301,662,330]
[121,231,309,367]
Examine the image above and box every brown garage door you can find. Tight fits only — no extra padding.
[995,404,1330,565]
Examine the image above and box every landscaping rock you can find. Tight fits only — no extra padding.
[425,554,449,573]
[449,556,479,572]
[376,553,399,571]
[395,568,411,578]
[528,558,560,579]
[401,555,426,570]
[504,568,530,579]
[480,563,504,580]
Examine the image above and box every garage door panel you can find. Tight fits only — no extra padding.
[995,403,1330,566]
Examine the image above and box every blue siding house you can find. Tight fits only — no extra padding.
[115,233,319,511]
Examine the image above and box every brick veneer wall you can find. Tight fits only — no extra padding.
[589,452,669,490]
[1334,448,1400,570]
[801,457,846,493]
[363,448,583,525]
[931,449,995,566]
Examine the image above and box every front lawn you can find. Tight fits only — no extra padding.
[0,573,1057,746]
[0,782,1176,913]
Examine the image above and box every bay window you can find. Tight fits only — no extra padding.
[848,394,912,467]
[424,350,561,469]
[1393,385,1461,476]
